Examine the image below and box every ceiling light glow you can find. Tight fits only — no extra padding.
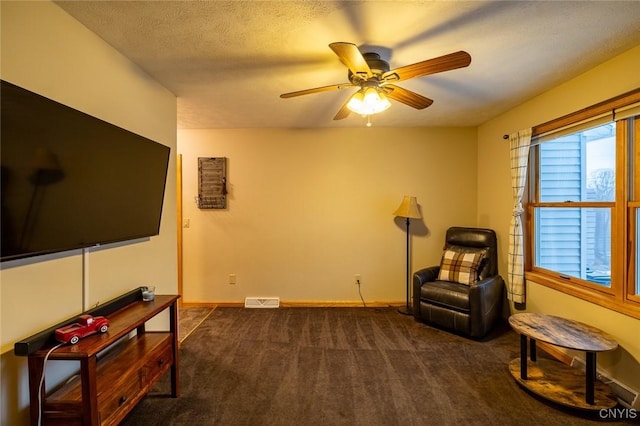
[347,87,391,116]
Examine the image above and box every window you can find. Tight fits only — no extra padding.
[535,123,615,286]
[526,89,640,318]
[636,208,640,294]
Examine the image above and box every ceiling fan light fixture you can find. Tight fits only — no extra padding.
[280,42,470,121]
[347,87,391,116]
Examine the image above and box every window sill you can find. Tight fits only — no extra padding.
[525,271,640,320]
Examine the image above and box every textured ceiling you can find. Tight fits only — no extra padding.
[55,1,640,129]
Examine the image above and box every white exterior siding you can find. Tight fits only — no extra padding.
[537,135,584,277]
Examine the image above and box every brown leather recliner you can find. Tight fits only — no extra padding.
[412,227,504,338]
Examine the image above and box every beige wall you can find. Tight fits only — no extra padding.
[0,2,178,424]
[178,127,478,304]
[477,45,640,396]
[2,0,638,421]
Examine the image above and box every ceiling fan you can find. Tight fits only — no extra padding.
[280,42,471,121]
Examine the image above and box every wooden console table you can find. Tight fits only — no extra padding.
[508,313,618,410]
[25,294,180,425]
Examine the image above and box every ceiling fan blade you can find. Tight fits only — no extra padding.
[382,51,471,82]
[384,84,433,109]
[280,83,352,98]
[333,98,352,120]
[329,42,372,78]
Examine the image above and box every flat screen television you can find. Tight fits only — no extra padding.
[1,80,171,262]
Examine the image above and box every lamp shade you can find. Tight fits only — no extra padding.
[393,196,421,219]
[32,147,61,171]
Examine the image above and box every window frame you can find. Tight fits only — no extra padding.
[524,88,640,319]
[629,117,640,304]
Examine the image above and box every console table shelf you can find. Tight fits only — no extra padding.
[26,294,180,426]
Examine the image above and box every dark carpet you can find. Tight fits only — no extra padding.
[121,307,635,425]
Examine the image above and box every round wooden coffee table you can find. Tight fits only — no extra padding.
[508,313,618,410]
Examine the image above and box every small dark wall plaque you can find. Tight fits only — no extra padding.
[198,157,227,209]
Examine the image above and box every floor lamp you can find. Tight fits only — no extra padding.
[393,196,421,315]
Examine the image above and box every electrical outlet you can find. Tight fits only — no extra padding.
[354,274,361,285]
[229,274,236,285]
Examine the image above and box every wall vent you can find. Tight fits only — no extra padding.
[244,297,280,308]
[571,357,639,408]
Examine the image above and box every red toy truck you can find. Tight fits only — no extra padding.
[55,314,110,344]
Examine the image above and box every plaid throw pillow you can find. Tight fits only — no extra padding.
[437,249,484,285]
